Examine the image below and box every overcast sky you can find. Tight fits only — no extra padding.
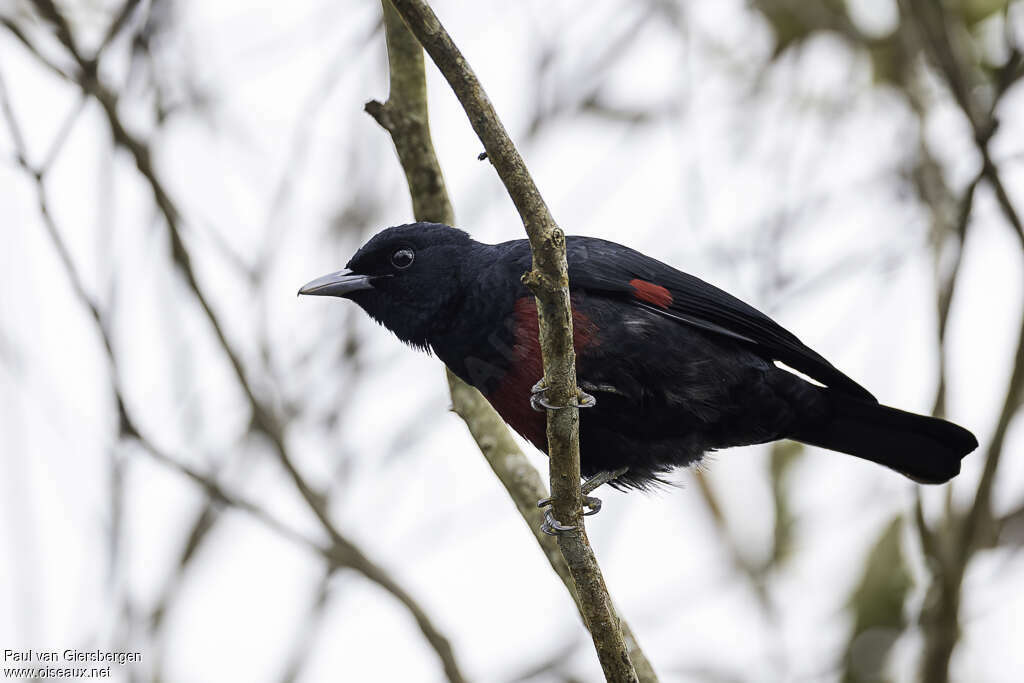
[1,1,1022,681]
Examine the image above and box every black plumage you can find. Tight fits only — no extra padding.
[299,222,977,489]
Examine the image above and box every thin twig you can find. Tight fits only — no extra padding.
[902,0,1024,247]
[4,12,467,680]
[446,372,658,681]
[0,106,320,559]
[890,4,1024,680]
[0,17,73,81]
[97,0,143,56]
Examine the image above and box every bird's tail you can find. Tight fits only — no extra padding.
[787,391,977,484]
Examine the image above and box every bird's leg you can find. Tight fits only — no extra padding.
[581,466,630,496]
[537,467,629,535]
[531,378,607,535]
[538,467,628,512]
[530,378,597,412]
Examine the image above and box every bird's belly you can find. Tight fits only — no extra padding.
[484,363,548,451]
[480,295,596,452]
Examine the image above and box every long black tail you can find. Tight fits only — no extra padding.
[788,391,978,484]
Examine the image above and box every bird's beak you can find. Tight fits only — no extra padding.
[298,269,375,298]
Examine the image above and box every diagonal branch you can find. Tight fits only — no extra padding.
[891,5,1024,681]
[370,2,647,679]
[0,81,319,558]
[364,1,453,226]
[901,0,1024,248]
[446,374,658,682]
[19,0,334,574]
[3,13,466,681]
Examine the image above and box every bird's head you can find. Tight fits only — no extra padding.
[299,222,475,349]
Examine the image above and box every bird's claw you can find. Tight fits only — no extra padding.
[537,494,603,535]
[534,467,627,533]
[540,509,576,536]
[530,378,597,412]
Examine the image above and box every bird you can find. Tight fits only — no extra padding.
[299,222,977,531]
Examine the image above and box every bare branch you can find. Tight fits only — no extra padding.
[0,88,320,557]
[445,372,658,681]
[4,11,466,680]
[364,2,453,226]
[97,0,143,56]
[370,2,647,679]
[884,4,1024,680]
[901,0,1024,247]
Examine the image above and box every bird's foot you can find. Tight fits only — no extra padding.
[535,467,628,534]
[540,509,575,536]
[530,378,597,412]
[537,495,603,536]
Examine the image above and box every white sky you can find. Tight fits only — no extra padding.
[1,0,1023,681]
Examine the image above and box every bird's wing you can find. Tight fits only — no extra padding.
[566,237,877,402]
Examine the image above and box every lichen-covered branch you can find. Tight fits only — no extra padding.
[371,2,642,679]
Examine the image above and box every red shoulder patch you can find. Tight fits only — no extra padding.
[630,279,673,308]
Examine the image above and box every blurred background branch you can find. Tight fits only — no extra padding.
[1,0,1021,681]
[2,2,466,681]
[750,2,1024,681]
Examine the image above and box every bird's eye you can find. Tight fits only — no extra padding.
[391,248,415,269]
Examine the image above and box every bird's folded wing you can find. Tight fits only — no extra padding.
[566,238,877,403]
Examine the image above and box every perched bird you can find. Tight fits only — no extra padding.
[300,222,977,525]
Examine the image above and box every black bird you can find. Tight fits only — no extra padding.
[300,223,977,523]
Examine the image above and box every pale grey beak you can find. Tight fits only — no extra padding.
[298,269,375,297]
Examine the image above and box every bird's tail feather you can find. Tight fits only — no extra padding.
[788,392,977,484]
